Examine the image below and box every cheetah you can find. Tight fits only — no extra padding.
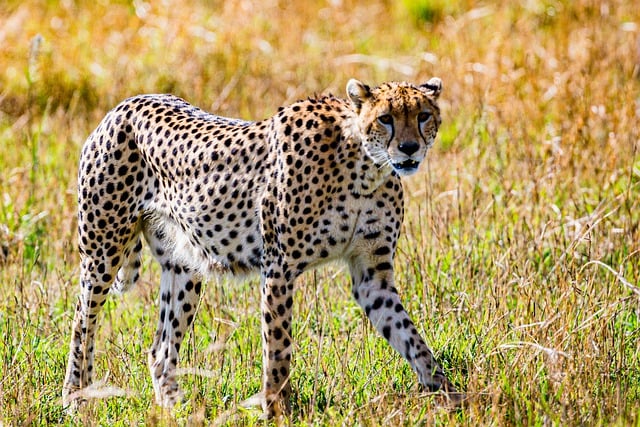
[62,77,460,417]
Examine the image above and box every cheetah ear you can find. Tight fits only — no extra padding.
[346,79,371,111]
[421,77,442,100]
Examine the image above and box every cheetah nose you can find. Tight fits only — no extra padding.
[398,140,419,156]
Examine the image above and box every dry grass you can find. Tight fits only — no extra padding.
[1,0,639,425]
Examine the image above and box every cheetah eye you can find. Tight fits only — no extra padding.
[417,112,432,123]
[378,114,393,125]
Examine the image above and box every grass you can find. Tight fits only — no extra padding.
[1,0,639,425]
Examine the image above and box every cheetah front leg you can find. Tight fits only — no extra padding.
[259,272,296,418]
[349,254,459,401]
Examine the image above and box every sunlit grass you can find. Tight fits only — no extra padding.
[1,0,639,425]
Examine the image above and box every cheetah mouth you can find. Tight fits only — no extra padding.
[392,159,420,175]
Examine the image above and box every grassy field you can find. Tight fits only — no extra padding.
[1,0,639,425]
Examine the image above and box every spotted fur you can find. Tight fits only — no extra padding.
[62,77,458,417]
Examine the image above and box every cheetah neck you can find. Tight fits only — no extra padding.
[351,155,393,195]
[344,121,394,196]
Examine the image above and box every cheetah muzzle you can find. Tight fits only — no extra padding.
[62,77,462,418]
[394,158,420,174]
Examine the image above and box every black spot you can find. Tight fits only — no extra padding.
[382,326,391,339]
[376,262,393,271]
[273,327,283,340]
[374,246,391,256]
[117,131,126,143]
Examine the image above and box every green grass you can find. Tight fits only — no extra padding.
[1,0,639,425]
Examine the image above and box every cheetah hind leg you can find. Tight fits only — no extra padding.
[62,255,120,409]
[144,226,202,408]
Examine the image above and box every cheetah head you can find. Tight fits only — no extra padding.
[347,78,442,177]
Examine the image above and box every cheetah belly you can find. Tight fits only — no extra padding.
[146,209,263,278]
